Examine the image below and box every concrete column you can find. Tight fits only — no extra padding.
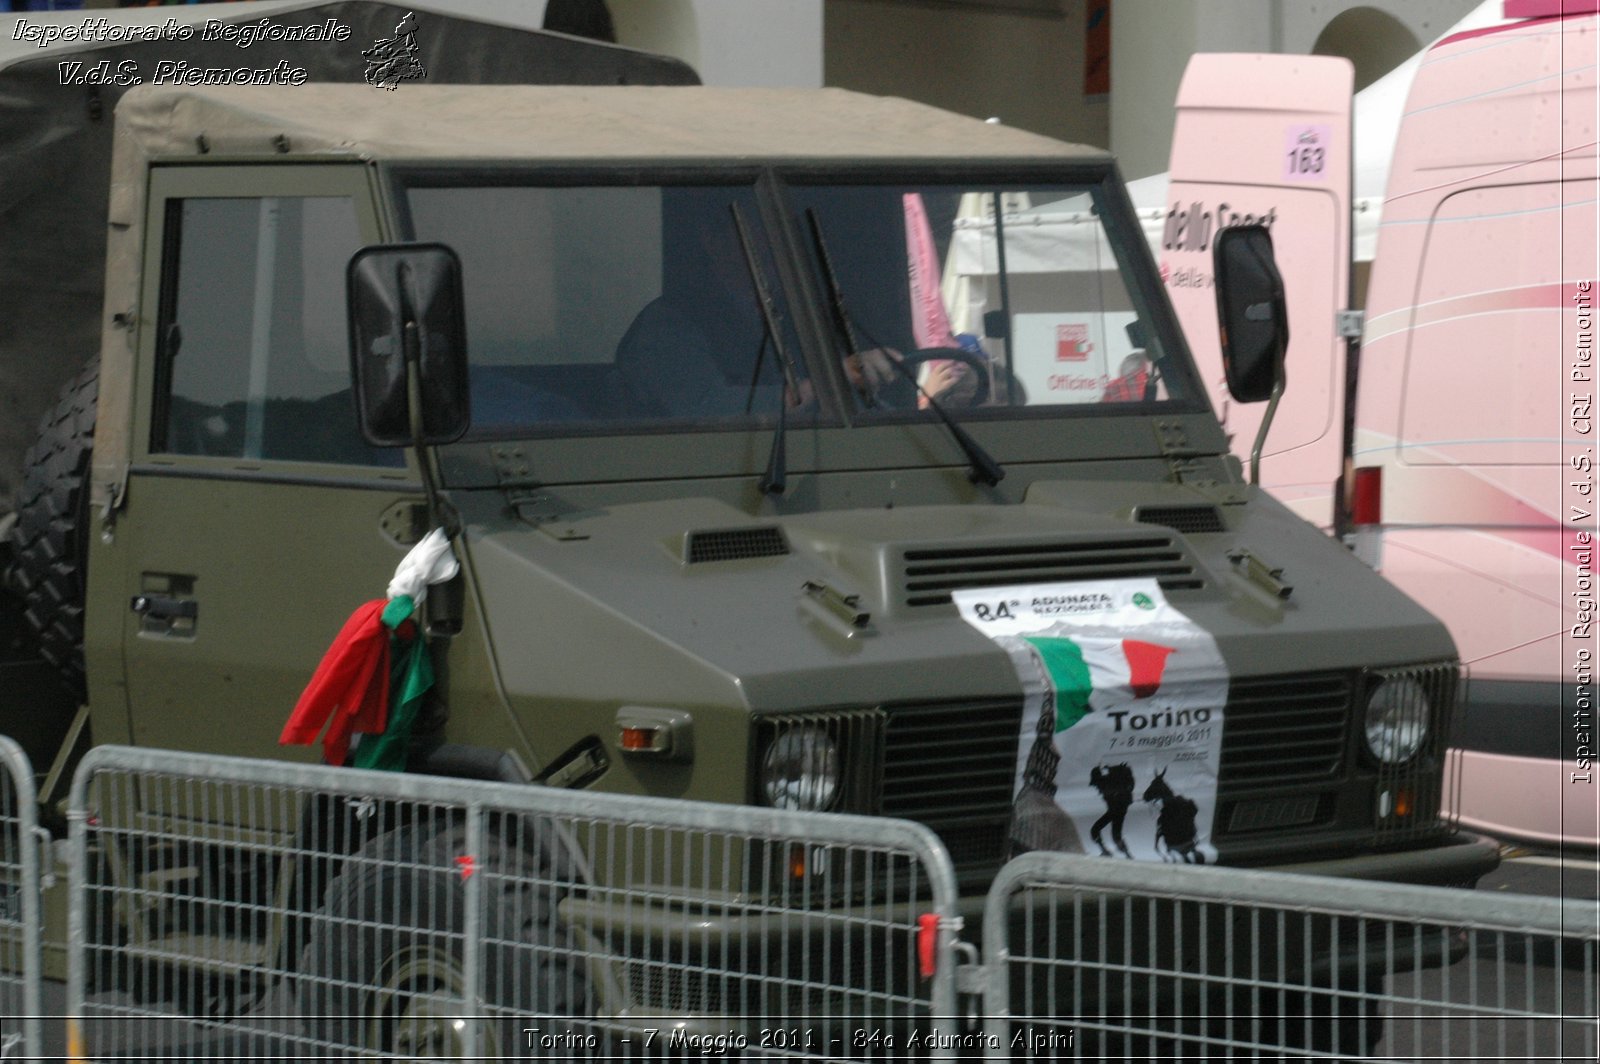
[824,0,1104,146]
[611,0,823,87]
[1110,0,1273,180]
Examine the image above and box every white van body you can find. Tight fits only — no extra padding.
[1354,1,1597,848]
[1158,2,1599,849]
[934,1,1597,848]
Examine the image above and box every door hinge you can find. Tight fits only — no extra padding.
[1154,419,1248,502]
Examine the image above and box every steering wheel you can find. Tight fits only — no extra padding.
[870,347,992,410]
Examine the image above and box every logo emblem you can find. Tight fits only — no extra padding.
[364,12,426,90]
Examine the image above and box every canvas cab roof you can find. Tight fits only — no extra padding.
[113,83,1107,166]
[84,83,1111,528]
[0,0,701,521]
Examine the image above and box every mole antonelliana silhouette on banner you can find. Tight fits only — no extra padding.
[955,580,1228,864]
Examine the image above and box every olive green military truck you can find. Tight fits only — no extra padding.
[0,4,1499,1057]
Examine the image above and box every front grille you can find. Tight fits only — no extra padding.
[751,710,885,813]
[1372,662,1457,843]
[752,701,1020,889]
[881,698,1025,887]
[754,670,1449,885]
[901,537,1203,607]
[624,959,720,1013]
[1219,672,1353,786]
[871,681,1354,882]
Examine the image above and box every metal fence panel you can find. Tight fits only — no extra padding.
[0,736,43,1062]
[983,851,1600,1061]
[67,744,963,1061]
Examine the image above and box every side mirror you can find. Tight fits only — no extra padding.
[1212,225,1287,404]
[347,243,470,447]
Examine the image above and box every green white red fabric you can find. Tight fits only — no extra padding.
[279,529,459,771]
[954,579,1226,863]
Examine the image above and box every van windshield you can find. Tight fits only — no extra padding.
[789,182,1184,416]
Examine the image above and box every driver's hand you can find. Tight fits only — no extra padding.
[784,377,817,409]
[917,360,967,409]
[844,347,902,396]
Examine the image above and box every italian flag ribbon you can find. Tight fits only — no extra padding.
[279,529,458,770]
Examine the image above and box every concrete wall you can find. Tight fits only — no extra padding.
[414,0,825,87]
[52,0,1472,166]
[1279,0,1480,54]
[1109,0,1482,179]
[1109,0,1270,178]
[612,0,823,87]
[824,0,1108,147]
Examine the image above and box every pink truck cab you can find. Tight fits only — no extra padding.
[1163,1,1598,848]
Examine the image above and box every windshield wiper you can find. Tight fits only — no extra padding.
[805,208,1004,487]
[1126,320,1164,402]
[731,202,799,496]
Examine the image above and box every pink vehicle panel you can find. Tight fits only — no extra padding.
[1164,54,1353,526]
[1166,8,1599,847]
[1359,9,1597,847]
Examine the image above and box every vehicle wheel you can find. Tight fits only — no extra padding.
[296,822,595,1059]
[84,847,128,994]
[5,358,97,700]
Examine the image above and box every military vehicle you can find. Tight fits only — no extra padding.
[0,2,1499,1057]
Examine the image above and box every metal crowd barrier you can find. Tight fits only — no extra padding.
[982,851,1600,1061]
[0,736,43,1061]
[66,744,963,1061]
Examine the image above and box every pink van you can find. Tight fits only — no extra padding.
[1164,1,1598,848]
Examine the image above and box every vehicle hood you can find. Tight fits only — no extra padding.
[463,486,1455,713]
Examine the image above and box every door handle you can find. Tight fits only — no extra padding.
[130,594,198,621]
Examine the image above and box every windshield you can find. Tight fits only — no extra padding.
[405,181,807,435]
[791,182,1186,416]
[402,173,1191,439]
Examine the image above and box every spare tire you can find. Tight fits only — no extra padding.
[5,358,97,700]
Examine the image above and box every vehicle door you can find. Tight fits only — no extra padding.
[112,164,422,759]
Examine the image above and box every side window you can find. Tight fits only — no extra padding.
[157,195,397,466]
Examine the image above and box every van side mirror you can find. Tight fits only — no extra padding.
[1212,225,1287,404]
[347,244,470,447]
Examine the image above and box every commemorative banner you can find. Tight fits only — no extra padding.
[954,579,1227,862]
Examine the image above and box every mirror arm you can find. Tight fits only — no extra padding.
[401,298,457,537]
[1248,376,1284,486]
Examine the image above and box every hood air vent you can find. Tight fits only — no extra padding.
[684,526,789,564]
[1136,505,1226,535]
[902,535,1202,607]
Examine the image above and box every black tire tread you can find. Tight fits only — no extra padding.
[296,821,587,1058]
[5,358,97,699]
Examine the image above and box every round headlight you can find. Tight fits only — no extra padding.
[1364,677,1430,763]
[760,728,841,811]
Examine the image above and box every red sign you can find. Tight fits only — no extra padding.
[1056,323,1091,362]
